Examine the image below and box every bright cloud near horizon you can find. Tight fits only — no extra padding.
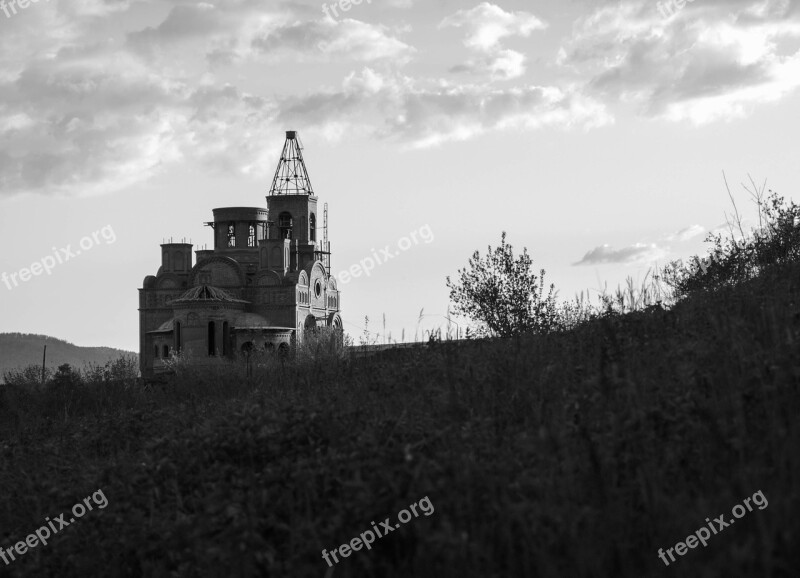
[1,0,799,349]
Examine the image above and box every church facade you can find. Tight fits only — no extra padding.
[138,131,342,378]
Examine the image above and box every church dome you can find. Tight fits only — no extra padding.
[173,285,249,304]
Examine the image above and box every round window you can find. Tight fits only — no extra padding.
[314,280,322,298]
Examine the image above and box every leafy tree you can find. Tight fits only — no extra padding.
[447,232,559,337]
[49,363,83,390]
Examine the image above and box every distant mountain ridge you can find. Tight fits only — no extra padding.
[0,333,136,382]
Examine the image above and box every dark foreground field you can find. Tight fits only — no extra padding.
[2,269,800,577]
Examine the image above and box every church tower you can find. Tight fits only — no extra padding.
[259,131,329,275]
[258,130,338,334]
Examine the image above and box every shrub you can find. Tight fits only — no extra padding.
[664,190,800,300]
[447,231,559,337]
[2,364,50,388]
[295,326,351,365]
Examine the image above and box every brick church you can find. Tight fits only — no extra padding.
[138,131,343,378]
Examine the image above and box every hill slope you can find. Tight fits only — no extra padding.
[0,333,135,381]
[0,260,797,576]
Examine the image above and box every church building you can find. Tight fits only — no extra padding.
[138,131,342,378]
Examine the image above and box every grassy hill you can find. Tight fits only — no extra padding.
[0,333,135,382]
[0,256,797,576]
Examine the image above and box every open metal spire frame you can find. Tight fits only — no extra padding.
[268,131,315,196]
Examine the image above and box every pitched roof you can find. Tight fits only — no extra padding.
[146,319,174,334]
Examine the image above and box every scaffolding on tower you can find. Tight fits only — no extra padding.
[269,131,315,196]
[317,202,330,275]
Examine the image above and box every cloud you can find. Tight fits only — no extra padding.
[0,51,611,197]
[558,0,800,123]
[574,243,667,265]
[276,69,612,148]
[0,0,604,197]
[294,19,415,63]
[449,49,528,81]
[440,3,547,52]
[0,1,417,198]
[666,224,706,241]
[127,3,227,50]
[0,42,281,197]
[59,0,135,18]
[440,3,547,80]
[128,4,414,65]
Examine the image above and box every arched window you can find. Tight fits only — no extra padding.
[279,212,293,239]
[163,344,170,358]
[208,322,216,356]
[309,213,316,242]
[175,321,182,352]
[153,344,159,358]
[227,223,236,248]
[278,343,290,359]
[248,224,256,247]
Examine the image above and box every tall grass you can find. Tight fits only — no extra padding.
[0,254,798,576]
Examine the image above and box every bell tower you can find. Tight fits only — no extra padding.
[262,131,330,273]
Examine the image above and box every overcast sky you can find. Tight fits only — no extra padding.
[1,0,799,350]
